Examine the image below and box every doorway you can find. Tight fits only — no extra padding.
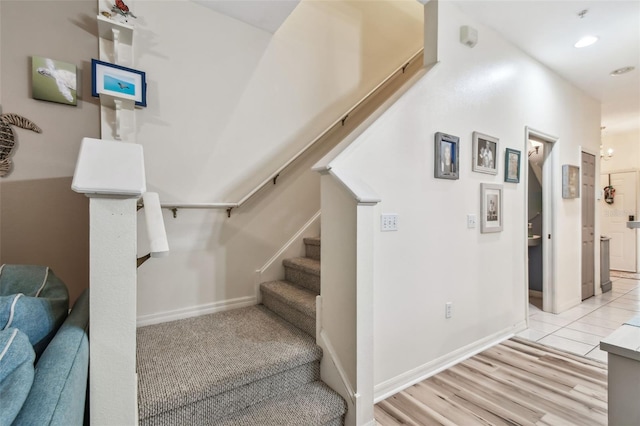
[600,171,637,272]
[525,127,557,313]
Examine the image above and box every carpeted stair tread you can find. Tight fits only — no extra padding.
[261,280,317,337]
[215,381,346,426]
[136,305,322,420]
[304,237,321,261]
[283,257,320,276]
[303,237,321,247]
[261,280,316,316]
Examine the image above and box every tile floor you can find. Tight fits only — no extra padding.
[517,274,640,363]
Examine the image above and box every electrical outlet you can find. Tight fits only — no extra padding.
[467,214,477,229]
[381,214,399,231]
[445,302,453,319]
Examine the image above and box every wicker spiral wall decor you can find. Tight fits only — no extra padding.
[0,113,42,177]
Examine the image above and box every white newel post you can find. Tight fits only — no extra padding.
[72,137,146,426]
[89,198,139,425]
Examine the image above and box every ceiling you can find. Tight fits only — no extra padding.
[453,0,640,136]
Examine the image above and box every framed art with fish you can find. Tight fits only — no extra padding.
[91,59,146,107]
[32,56,77,106]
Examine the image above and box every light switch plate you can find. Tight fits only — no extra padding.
[467,214,477,229]
[381,214,399,231]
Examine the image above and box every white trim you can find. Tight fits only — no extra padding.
[254,211,321,302]
[35,267,50,297]
[0,329,19,363]
[136,296,256,327]
[318,327,357,404]
[373,321,526,402]
[4,294,24,330]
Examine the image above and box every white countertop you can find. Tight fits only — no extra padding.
[601,315,640,361]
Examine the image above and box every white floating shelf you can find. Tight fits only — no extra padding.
[97,15,134,45]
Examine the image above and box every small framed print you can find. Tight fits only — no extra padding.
[434,132,460,180]
[562,164,580,198]
[32,56,77,106]
[473,132,499,175]
[504,148,521,183]
[481,183,503,233]
[91,59,147,107]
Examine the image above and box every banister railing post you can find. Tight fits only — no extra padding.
[72,137,145,426]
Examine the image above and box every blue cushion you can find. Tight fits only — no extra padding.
[14,289,89,426]
[0,265,69,357]
[0,328,35,425]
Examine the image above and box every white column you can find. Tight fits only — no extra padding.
[89,197,139,425]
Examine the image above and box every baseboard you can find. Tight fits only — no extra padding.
[529,289,543,298]
[373,322,525,402]
[136,296,256,327]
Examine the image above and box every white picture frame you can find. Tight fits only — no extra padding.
[473,132,499,175]
[481,183,503,233]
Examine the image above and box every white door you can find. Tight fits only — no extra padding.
[600,171,637,272]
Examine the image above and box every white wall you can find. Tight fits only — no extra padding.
[0,1,99,304]
[327,0,601,396]
[133,0,424,322]
[601,129,640,173]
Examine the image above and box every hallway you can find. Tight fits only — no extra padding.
[519,273,640,363]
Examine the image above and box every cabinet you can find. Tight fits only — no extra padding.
[601,236,612,293]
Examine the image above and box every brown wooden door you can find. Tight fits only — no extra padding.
[581,152,595,300]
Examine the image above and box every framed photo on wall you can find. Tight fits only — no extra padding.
[562,164,580,198]
[481,183,503,233]
[504,148,521,183]
[434,132,460,180]
[32,56,77,106]
[472,132,499,175]
[91,59,147,107]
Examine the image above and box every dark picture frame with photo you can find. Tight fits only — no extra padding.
[91,58,147,107]
[472,131,499,175]
[504,148,521,183]
[434,132,460,180]
[481,183,503,233]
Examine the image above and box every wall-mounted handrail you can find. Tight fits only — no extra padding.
[160,48,424,218]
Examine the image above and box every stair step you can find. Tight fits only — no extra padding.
[283,257,321,294]
[137,305,322,425]
[216,381,346,425]
[261,280,317,337]
[304,236,321,261]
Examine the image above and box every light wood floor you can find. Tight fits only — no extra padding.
[375,338,607,426]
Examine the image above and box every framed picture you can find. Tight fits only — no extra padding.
[434,132,460,180]
[481,183,503,233]
[91,59,146,107]
[562,164,580,198]
[504,148,521,183]
[472,132,499,175]
[32,56,77,106]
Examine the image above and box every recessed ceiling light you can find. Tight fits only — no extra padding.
[574,36,598,48]
[610,66,635,76]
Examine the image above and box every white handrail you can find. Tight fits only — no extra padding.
[161,48,424,217]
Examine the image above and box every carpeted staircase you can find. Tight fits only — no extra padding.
[136,237,346,425]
